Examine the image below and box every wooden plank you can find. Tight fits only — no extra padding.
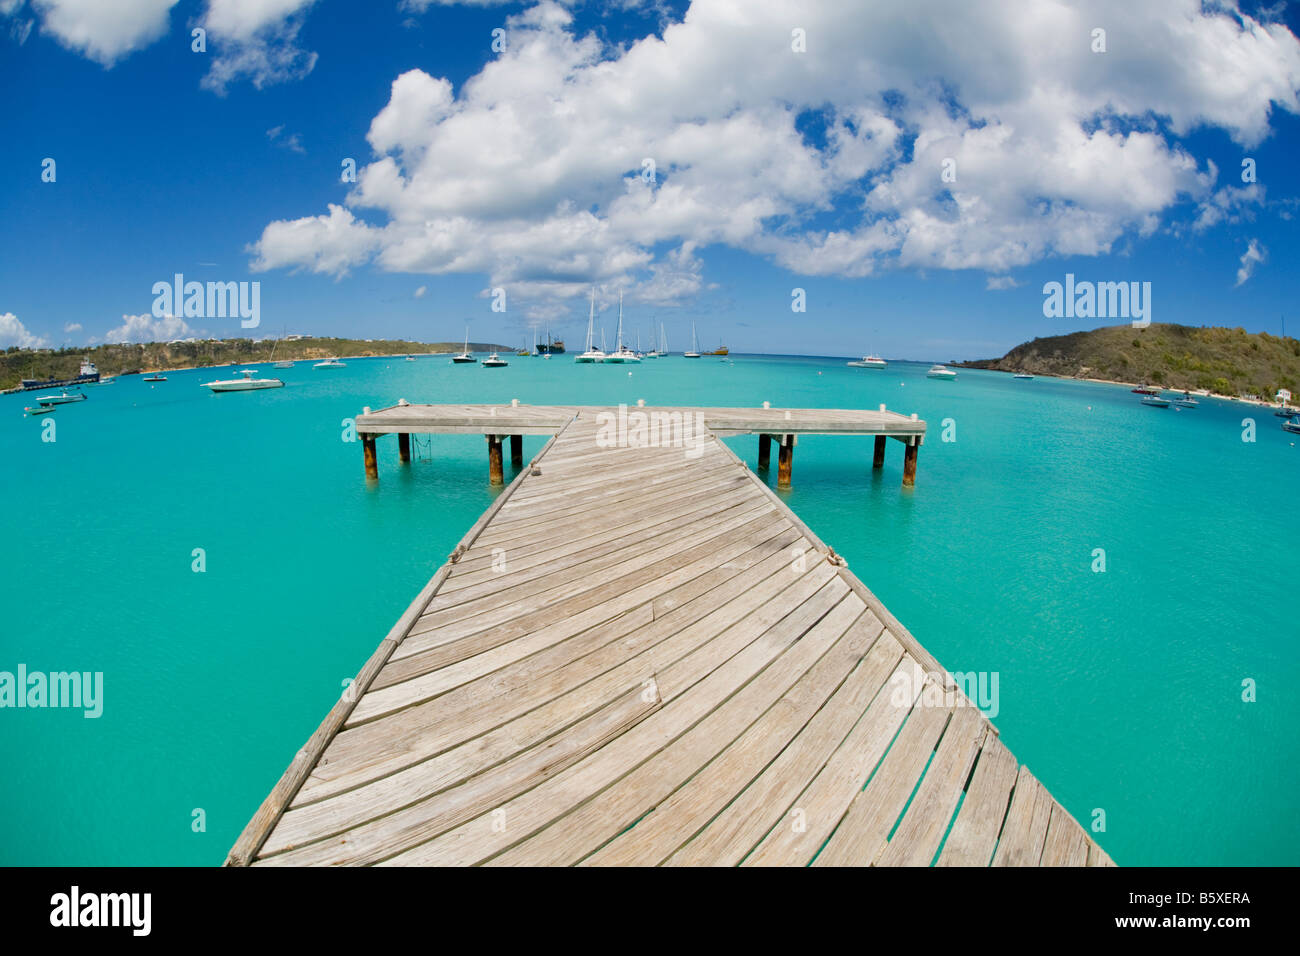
[1039,802,1090,867]
[936,732,1019,867]
[664,632,905,866]
[991,766,1054,866]
[741,654,927,867]
[874,703,987,866]
[581,606,887,866]
[809,690,955,867]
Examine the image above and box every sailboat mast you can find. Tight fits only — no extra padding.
[587,288,595,351]
[616,292,624,351]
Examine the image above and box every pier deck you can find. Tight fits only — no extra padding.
[227,407,1113,867]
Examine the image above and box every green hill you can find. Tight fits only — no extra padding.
[1,337,516,391]
[960,323,1300,398]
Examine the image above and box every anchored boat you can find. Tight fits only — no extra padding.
[314,358,346,369]
[20,357,99,391]
[848,355,887,368]
[36,390,87,406]
[202,369,284,392]
[926,364,957,380]
[1140,395,1171,408]
[575,290,606,363]
[601,293,640,363]
[483,352,508,368]
[452,328,476,364]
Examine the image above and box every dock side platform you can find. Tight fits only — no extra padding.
[226,407,1114,867]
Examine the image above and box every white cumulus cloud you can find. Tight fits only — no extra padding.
[105,312,197,343]
[247,0,1300,317]
[200,0,318,94]
[0,311,49,348]
[23,0,177,65]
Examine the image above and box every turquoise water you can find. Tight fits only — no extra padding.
[1,354,1295,866]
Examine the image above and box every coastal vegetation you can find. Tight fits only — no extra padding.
[1,338,513,390]
[960,323,1300,398]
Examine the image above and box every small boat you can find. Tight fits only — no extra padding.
[202,369,285,392]
[926,364,957,380]
[848,355,887,369]
[684,322,701,358]
[314,358,346,368]
[1131,384,1159,395]
[1140,395,1171,408]
[1274,405,1298,417]
[452,328,476,364]
[1013,373,1034,380]
[36,390,87,405]
[24,404,55,416]
[142,374,167,382]
[483,352,508,368]
[274,360,295,368]
[1172,392,1199,408]
[1282,417,1300,434]
[405,354,417,362]
[574,290,606,363]
[268,330,294,368]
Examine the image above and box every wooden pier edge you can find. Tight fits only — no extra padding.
[222,420,575,866]
[710,433,958,694]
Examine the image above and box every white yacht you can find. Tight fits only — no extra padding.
[36,390,87,406]
[684,322,701,358]
[602,293,641,363]
[575,289,607,363]
[927,364,957,380]
[314,358,346,368]
[848,355,887,368]
[202,369,285,392]
[483,352,508,368]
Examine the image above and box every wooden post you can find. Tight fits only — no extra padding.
[487,434,504,485]
[362,435,378,481]
[510,434,523,470]
[903,440,918,488]
[778,434,793,488]
[398,432,411,463]
[873,435,887,469]
[758,433,771,470]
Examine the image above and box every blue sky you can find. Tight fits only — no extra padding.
[2,0,1299,361]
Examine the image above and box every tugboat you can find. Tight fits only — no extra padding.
[21,357,100,390]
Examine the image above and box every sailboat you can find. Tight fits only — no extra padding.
[270,328,294,368]
[575,289,607,363]
[452,327,476,363]
[602,293,641,363]
[645,323,663,358]
[684,322,701,358]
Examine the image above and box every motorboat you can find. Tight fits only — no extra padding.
[1281,417,1300,434]
[1140,395,1171,408]
[926,364,957,380]
[142,374,167,382]
[1173,392,1199,408]
[483,352,508,368]
[848,355,887,368]
[1131,384,1159,395]
[1013,372,1034,379]
[202,369,285,392]
[36,390,87,405]
[314,358,346,368]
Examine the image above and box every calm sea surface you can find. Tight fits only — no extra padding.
[1,353,1295,865]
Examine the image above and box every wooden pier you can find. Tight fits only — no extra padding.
[351,401,927,488]
[226,405,1114,867]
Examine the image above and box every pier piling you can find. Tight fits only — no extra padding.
[778,434,794,488]
[903,440,918,487]
[362,435,378,481]
[758,433,771,470]
[398,432,410,463]
[487,435,504,485]
[873,435,887,469]
[510,434,523,470]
